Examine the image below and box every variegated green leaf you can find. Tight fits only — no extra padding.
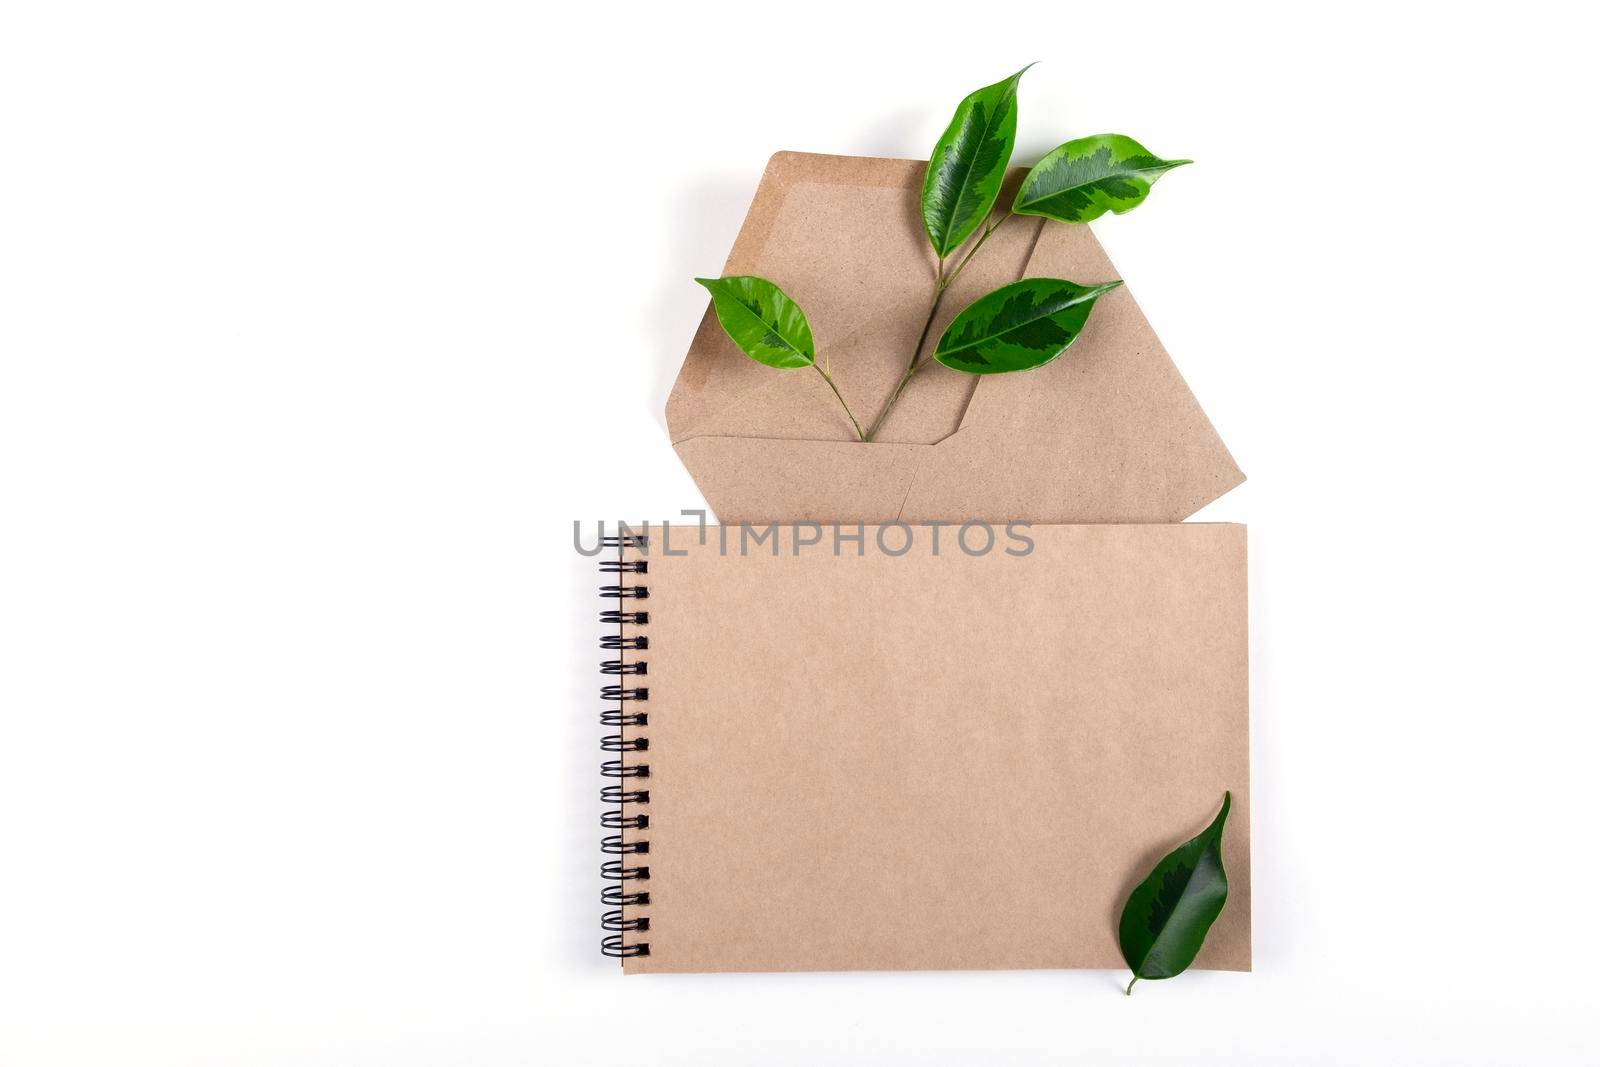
[1013,134,1190,224]
[694,276,814,369]
[922,66,1030,258]
[1119,793,1231,995]
[933,277,1121,374]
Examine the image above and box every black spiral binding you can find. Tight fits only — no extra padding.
[600,532,651,960]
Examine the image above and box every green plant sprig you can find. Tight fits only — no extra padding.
[862,208,1016,441]
[697,66,1189,443]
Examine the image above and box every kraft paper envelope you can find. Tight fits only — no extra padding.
[613,524,1249,973]
[667,152,1244,525]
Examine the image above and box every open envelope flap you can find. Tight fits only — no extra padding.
[673,436,926,525]
[666,152,1244,525]
[956,220,1243,479]
[673,431,1235,525]
[897,423,1243,524]
[896,220,1248,522]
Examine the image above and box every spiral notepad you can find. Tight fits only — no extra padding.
[596,524,1250,974]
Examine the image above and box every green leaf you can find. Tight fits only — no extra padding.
[1013,134,1190,224]
[932,277,1121,374]
[1119,792,1231,994]
[921,66,1031,258]
[694,276,814,369]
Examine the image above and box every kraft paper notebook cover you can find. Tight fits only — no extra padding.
[666,152,1244,526]
[597,524,1249,973]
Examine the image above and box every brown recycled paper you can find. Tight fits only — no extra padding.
[667,152,1245,526]
[619,524,1249,974]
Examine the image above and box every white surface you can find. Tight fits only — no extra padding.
[2,2,1597,1063]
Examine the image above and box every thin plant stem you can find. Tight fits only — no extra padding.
[862,211,1012,441]
[862,287,944,441]
[944,211,1013,291]
[1125,976,1139,996]
[814,363,865,441]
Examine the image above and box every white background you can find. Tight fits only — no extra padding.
[3,1,1597,1063]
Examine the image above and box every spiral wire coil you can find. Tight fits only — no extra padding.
[599,533,651,958]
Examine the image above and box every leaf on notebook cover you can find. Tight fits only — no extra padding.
[922,66,1031,258]
[1118,792,1231,995]
[695,276,815,369]
[932,278,1121,374]
[1013,134,1190,224]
